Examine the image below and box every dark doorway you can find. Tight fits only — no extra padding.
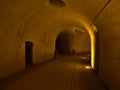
[55,32,71,55]
[25,41,33,66]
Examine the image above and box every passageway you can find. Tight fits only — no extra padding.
[55,31,71,54]
[0,0,120,89]
[0,56,105,90]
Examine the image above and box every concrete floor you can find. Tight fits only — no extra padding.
[0,56,105,90]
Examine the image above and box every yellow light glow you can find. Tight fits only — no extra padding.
[61,12,96,69]
[85,66,91,69]
[79,22,96,69]
[80,22,96,69]
[90,31,95,69]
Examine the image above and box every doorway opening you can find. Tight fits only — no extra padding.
[55,32,72,55]
[25,41,33,66]
[55,28,91,65]
[88,26,99,73]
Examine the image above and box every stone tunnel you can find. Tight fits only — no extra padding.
[0,0,120,90]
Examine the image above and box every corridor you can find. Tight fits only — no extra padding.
[0,56,105,90]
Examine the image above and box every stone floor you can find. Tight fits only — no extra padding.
[0,56,105,90]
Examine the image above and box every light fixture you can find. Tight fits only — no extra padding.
[49,0,65,7]
[85,66,91,69]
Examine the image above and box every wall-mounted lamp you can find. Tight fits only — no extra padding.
[49,0,65,7]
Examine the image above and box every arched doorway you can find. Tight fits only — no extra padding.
[55,31,72,55]
[86,25,99,73]
[54,27,91,65]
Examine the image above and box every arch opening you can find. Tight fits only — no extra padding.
[84,25,98,70]
[54,27,91,65]
[55,31,72,55]
[53,25,99,71]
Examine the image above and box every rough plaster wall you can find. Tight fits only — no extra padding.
[64,28,91,53]
[72,33,91,53]
[0,0,90,79]
[96,0,120,89]
[0,0,58,79]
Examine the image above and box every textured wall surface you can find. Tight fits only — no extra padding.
[0,0,91,79]
[0,0,120,89]
[96,0,120,89]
